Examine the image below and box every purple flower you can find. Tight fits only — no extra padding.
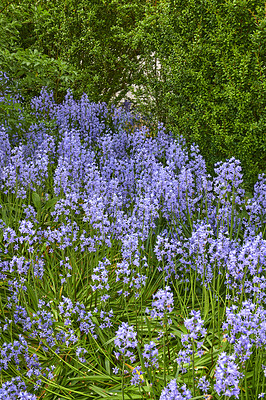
[75,347,87,363]
[184,310,207,340]
[146,286,174,320]
[214,352,243,398]
[114,322,137,362]
[0,377,37,399]
[176,310,206,372]
[197,375,210,394]
[160,380,192,400]
[131,366,144,386]
[112,366,119,375]
[222,300,266,363]
[91,258,111,301]
[142,341,159,369]
[246,173,266,232]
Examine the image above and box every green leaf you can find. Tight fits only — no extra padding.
[44,197,58,211]
[32,192,41,211]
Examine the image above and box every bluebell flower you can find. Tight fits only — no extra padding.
[142,341,159,369]
[114,322,137,362]
[160,379,192,400]
[0,376,37,399]
[214,352,243,398]
[146,286,174,321]
[131,366,144,386]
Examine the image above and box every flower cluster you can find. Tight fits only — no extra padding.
[176,310,207,373]
[214,352,243,398]
[91,258,111,302]
[114,322,138,363]
[146,286,174,322]
[222,300,266,363]
[160,380,192,400]
[142,341,159,369]
[0,377,37,399]
[131,366,144,386]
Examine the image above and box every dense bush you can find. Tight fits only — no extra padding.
[0,0,145,103]
[0,79,266,399]
[132,0,266,190]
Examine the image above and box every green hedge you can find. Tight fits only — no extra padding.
[0,0,145,102]
[131,0,266,190]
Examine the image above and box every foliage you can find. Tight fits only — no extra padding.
[0,0,146,103]
[131,0,266,190]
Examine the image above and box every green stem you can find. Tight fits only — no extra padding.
[122,356,125,400]
[192,339,196,397]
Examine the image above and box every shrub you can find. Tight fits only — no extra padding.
[131,0,266,190]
